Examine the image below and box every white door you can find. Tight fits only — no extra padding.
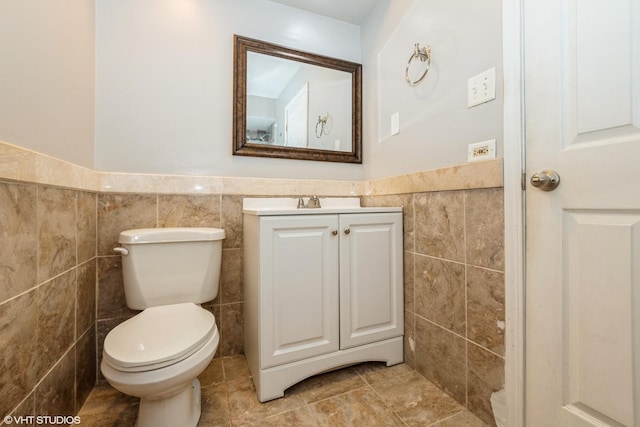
[259,215,340,369]
[525,0,640,426]
[339,213,403,349]
[284,82,309,148]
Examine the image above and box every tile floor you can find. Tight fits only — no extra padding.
[77,356,488,426]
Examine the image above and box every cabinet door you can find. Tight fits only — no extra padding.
[259,215,340,369]
[339,212,403,349]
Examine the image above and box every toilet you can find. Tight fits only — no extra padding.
[101,227,225,427]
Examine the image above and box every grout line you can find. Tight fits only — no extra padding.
[415,315,505,360]
[425,409,466,426]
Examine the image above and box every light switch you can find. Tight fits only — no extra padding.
[467,68,496,108]
[391,112,400,136]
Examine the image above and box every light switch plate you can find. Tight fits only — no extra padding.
[467,68,496,108]
[391,112,400,136]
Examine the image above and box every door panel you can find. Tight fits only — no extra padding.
[339,213,403,349]
[525,0,640,425]
[259,215,339,369]
[563,211,639,426]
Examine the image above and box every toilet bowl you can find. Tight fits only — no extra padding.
[101,303,219,427]
[100,228,225,427]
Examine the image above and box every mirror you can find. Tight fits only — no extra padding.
[233,35,362,163]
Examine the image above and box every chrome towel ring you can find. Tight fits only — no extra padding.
[315,114,331,138]
[405,43,431,87]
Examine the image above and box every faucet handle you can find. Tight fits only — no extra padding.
[308,195,321,208]
[297,197,305,209]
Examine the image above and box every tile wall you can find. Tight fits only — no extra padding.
[0,181,97,422]
[0,142,504,425]
[363,188,505,426]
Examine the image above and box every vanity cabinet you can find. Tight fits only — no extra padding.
[243,199,404,402]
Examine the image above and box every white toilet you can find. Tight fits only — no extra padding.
[101,227,225,427]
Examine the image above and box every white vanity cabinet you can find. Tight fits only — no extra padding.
[243,198,404,402]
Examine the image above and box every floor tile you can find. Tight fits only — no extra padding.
[369,370,465,427]
[226,375,306,425]
[286,367,366,404]
[77,356,489,427]
[432,410,489,426]
[243,406,317,427]
[198,383,230,427]
[354,361,413,386]
[76,384,138,426]
[308,386,404,427]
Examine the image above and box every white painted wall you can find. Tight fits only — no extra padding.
[95,0,363,179]
[360,0,503,179]
[0,0,503,181]
[0,0,95,168]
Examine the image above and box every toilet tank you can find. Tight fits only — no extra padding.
[117,228,225,310]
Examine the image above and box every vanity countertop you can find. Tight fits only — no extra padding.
[242,197,402,216]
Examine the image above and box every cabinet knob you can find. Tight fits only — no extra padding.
[344,228,351,235]
[332,229,338,236]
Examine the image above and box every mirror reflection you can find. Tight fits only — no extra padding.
[246,52,353,152]
[233,35,362,163]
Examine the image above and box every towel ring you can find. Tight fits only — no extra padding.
[315,114,331,138]
[405,43,431,87]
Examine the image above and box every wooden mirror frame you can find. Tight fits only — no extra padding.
[233,35,362,163]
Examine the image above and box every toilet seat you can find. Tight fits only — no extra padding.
[103,303,216,372]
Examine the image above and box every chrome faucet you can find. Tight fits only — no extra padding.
[297,195,321,209]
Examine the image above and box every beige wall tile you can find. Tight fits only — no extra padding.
[415,317,467,405]
[158,194,221,228]
[220,249,243,304]
[0,291,38,419]
[77,191,97,264]
[37,186,77,283]
[467,343,504,426]
[415,256,466,335]
[97,193,157,256]
[467,267,505,356]
[465,189,504,271]
[36,270,76,379]
[77,260,97,336]
[363,159,503,196]
[404,311,416,369]
[415,191,465,262]
[0,182,37,303]
[75,327,97,412]
[403,253,415,314]
[221,196,243,250]
[11,391,35,423]
[220,303,244,357]
[35,350,76,419]
[97,257,137,320]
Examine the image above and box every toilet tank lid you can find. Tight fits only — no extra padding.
[119,227,225,244]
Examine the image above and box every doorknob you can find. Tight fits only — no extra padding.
[530,170,560,191]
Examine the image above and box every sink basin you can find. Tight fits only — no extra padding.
[242,197,402,216]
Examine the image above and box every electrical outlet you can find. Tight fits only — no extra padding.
[467,68,496,108]
[468,139,496,162]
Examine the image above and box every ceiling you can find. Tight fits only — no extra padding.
[268,0,383,25]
